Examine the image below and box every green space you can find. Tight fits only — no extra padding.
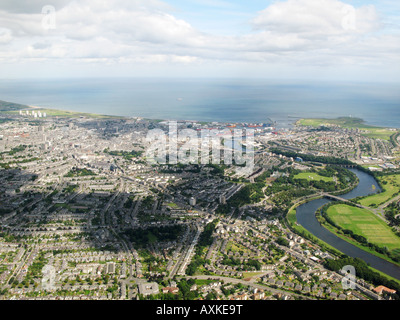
[296,117,397,141]
[242,271,264,278]
[186,220,219,276]
[0,100,123,119]
[297,117,370,128]
[6,144,27,156]
[225,241,246,254]
[326,204,400,252]
[124,225,183,247]
[104,148,144,160]
[294,172,334,182]
[65,168,97,178]
[361,128,396,141]
[35,108,124,119]
[361,165,381,170]
[221,255,262,271]
[0,100,28,112]
[358,174,400,207]
[324,256,400,295]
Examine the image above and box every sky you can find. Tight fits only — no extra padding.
[0,0,399,82]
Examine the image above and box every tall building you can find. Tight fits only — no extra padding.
[189,197,196,206]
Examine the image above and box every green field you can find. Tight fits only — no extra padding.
[358,174,400,207]
[297,117,397,141]
[0,100,28,112]
[294,172,333,182]
[32,108,123,119]
[0,99,124,119]
[326,204,400,252]
[4,107,123,119]
[361,128,397,141]
[242,271,264,278]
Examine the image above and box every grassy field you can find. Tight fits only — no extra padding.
[326,204,400,252]
[297,117,370,128]
[296,117,397,141]
[0,100,28,112]
[5,107,123,119]
[35,108,123,119]
[242,271,264,278]
[361,128,396,141]
[361,165,381,170]
[194,279,217,286]
[225,241,246,254]
[294,172,334,182]
[287,199,400,281]
[358,174,400,207]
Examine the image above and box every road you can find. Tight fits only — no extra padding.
[177,226,202,276]
[185,275,311,299]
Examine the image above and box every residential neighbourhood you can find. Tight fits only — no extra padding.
[0,110,399,301]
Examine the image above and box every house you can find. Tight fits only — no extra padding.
[373,285,396,295]
[295,284,302,291]
[235,293,248,300]
[330,292,338,299]
[251,290,265,300]
[190,284,197,291]
[162,287,179,295]
[338,293,347,300]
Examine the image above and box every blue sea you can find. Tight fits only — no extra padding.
[0,78,399,128]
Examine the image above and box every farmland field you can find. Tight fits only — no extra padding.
[326,204,400,252]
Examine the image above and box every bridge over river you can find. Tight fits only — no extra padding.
[320,192,387,222]
[321,192,363,207]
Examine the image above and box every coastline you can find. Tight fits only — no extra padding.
[0,100,125,120]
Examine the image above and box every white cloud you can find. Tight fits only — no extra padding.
[0,0,71,14]
[0,0,398,80]
[252,0,380,37]
[0,27,12,44]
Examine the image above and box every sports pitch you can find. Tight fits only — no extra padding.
[326,204,400,252]
[294,172,333,182]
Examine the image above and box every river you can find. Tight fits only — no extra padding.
[296,169,400,280]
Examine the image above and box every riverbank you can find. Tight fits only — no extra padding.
[286,198,400,285]
[317,202,400,267]
[294,169,400,282]
[286,198,343,257]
